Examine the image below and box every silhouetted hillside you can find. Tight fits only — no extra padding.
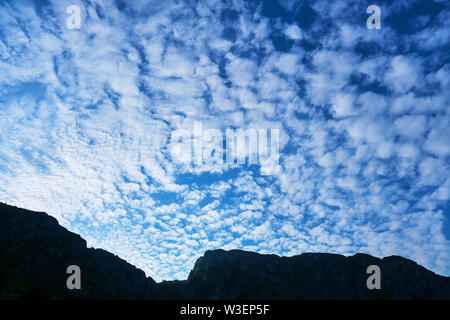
[174,249,450,299]
[0,203,156,299]
[1,203,449,300]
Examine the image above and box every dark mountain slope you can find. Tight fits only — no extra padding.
[0,203,156,299]
[1,202,449,300]
[175,249,450,299]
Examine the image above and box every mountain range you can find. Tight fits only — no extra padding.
[1,202,449,300]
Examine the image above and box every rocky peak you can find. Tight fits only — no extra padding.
[1,203,449,300]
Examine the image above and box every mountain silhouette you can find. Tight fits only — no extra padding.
[1,202,449,300]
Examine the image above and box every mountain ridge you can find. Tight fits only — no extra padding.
[1,202,449,299]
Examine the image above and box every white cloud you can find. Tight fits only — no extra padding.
[384,55,421,94]
[418,157,447,187]
[331,93,357,118]
[394,115,427,139]
[284,24,303,40]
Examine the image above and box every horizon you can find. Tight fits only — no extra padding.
[4,201,448,283]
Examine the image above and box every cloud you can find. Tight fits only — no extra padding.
[0,0,448,281]
[394,115,427,139]
[284,24,303,40]
[384,55,422,94]
[418,157,447,187]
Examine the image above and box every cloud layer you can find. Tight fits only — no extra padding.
[0,0,449,280]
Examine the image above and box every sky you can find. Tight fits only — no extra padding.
[0,0,449,281]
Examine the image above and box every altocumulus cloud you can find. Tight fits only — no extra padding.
[0,0,449,281]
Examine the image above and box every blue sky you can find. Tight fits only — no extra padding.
[0,0,449,281]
